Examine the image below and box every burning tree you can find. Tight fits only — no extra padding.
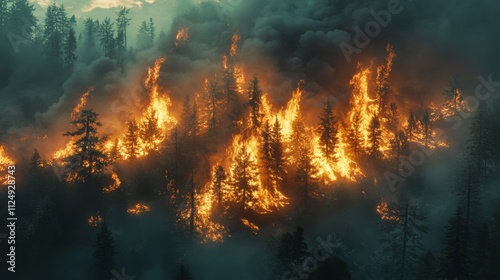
[124,120,140,159]
[317,99,339,162]
[248,75,263,128]
[268,119,287,189]
[442,76,465,118]
[230,145,259,215]
[63,109,109,184]
[201,78,224,134]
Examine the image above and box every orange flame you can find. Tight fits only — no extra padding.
[103,171,121,193]
[70,89,91,120]
[127,203,151,215]
[88,214,103,227]
[175,27,189,46]
[230,33,240,57]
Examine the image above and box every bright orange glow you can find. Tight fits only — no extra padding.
[241,218,259,234]
[230,33,240,57]
[175,27,189,46]
[103,171,121,193]
[105,57,177,160]
[376,200,400,222]
[127,203,151,215]
[70,89,90,120]
[88,214,103,227]
[0,145,14,168]
[227,134,289,214]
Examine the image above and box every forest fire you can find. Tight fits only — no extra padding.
[2,1,498,278]
[105,57,177,160]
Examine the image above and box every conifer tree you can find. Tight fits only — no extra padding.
[93,223,116,280]
[380,196,427,280]
[99,17,115,58]
[248,75,263,128]
[230,146,259,214]
[63,110,108,184]
[269,118,286,189]
[368,116,382,159]
[317,99,338,161]
[437,208,468,280]
[124,120,140,159]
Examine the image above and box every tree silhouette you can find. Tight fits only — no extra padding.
[248,75,263,128]
[437,208,468,280]
[124,120,140,159]
[230,146,258,214]
[63,109,108,184]
[93,223,116,280]
[317,99,338,161]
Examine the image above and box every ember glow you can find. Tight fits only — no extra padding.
[175,27,189,46]
[127,203,151,215]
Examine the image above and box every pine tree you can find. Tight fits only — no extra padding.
[248,75,263,128]
[470,223,498,279]
[415,250,436,280]
[63,110,108,184]
[43,3,68,69]
[346,113,362,157]
[93,223,116,280]
[212,165,226,211]
[99,17,115,58]
[405,110,419,143]
[30,149,43,170]
[293,113,317,201]
[368,116,382,159]
[421,109,431,148]
[222,59,239,105]
[84,18,98,48]
[437,208,468,280]
[317,99,338,161]
[391,130,410,169]
[230,146,259,214]
[202,78,223,133]
[148,18,155,46]
[296,142,317,201]
[466,102,493,177]
[273,227,309,278]
[442,76,463,117]
[269,118,286,189]
[140,110,162,152]
[180,96,201,142]
[124,120,140,159]
[380,196,427,280]
[63,27,77,68]
[375,51,392,117]
[387,102,399,138]
[115,6,130,59]
[7,0,36,37]
[136,20,152,50]
[108,138,120,164]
